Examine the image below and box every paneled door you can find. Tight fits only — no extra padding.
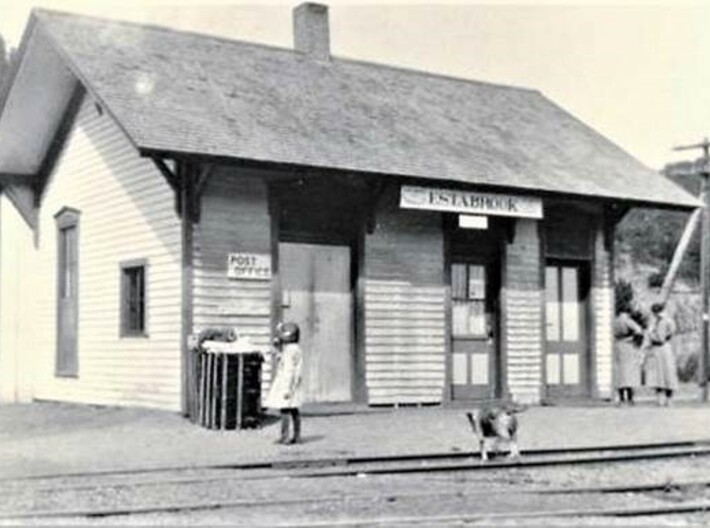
[279,242,353,403]
[545,261,590,398]
[451,261,500,400]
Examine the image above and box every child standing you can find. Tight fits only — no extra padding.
[264,322,304,444]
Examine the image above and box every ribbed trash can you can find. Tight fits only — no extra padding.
[189,346,262,430]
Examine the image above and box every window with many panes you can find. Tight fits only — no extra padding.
[55,207,81,377]
[120,260,147,337]
[545,265,580,343]
[451,263,486,337]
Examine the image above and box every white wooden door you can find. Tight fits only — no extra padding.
[279,243,353,403]
[545,261,589,398]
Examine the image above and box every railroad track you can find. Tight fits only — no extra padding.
[5,438,710,482]
[2,440,710,523]
[2,476,710,522]
[295,441,710,477]
[280,501,710,527]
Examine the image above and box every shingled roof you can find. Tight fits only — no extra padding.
[8,9,700,208]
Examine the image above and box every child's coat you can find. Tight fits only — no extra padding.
[264,343,304,409]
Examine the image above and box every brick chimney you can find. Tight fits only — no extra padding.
[293,3,330,61]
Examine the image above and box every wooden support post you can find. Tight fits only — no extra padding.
[660,208,702,303]
[155,158,213,416]
[701,173,709,401]
[180,161,195,415]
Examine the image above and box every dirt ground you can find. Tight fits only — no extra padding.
[4,454,710,525]
[2,398,710,478]
[2,400,710,525]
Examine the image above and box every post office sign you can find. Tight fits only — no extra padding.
[400,185,543,219]
[227,253,271,280]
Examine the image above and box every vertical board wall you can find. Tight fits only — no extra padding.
[363,187,446,405]
[593,216,614,398]
[0,194,37,403]
[192,169,272,389]
[33,98,183,410]
[503,219,543,404]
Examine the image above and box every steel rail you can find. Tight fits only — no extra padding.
[294,444,710,478]
[281,502,710,527]
[11,473,710,503]
[3,438,710,483]
[5,473,710,509]
[2,477,710,521]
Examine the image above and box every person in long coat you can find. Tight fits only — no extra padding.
[613,301,644,405]
[264,322,304,444]
[644,302,678,407]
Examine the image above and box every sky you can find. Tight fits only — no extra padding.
[1,1,709,171]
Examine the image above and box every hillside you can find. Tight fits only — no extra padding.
[615,162,701,284]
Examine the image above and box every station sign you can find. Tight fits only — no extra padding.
[400,185,543,219]
[227,253,271,280]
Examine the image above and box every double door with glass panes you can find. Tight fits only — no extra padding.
[545,261,590,398]
[451,260,500,400]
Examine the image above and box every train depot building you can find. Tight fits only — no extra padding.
[0,4,699,412]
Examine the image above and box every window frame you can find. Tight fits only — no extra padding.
[119,258,149,338]
[54,207,81,378]
[545,263,582,344]
[451,263,487,339]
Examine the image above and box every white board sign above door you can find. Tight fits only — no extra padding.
[400,185,543,219]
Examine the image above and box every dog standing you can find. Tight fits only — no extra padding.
[466,407,521,462]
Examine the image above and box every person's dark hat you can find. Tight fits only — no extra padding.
[651,302,665,314]
[275,322,300,344]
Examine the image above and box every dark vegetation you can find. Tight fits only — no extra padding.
[615,166,701,283]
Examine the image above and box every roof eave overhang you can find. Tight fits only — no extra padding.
[0,14,79,177]
[138,146,701,213]
[0,173,35,185]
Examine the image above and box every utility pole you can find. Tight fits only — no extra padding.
[673,138,710,402]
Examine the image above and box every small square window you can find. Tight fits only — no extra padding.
[120,260,147,337]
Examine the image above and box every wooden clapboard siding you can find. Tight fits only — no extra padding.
[364,187,446,405]
[31,97,182,410]
[0,193,37,403]
[503,219,543,404]
[192,170,272,392]
[593,215,614,399]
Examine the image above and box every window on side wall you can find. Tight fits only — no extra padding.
[120,260,147,337]
[55,207,81,377]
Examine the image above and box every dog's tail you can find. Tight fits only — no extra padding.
[465,411,474,426]
[465,411,480,434]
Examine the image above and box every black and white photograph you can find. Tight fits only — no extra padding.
[1,1,710,525]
